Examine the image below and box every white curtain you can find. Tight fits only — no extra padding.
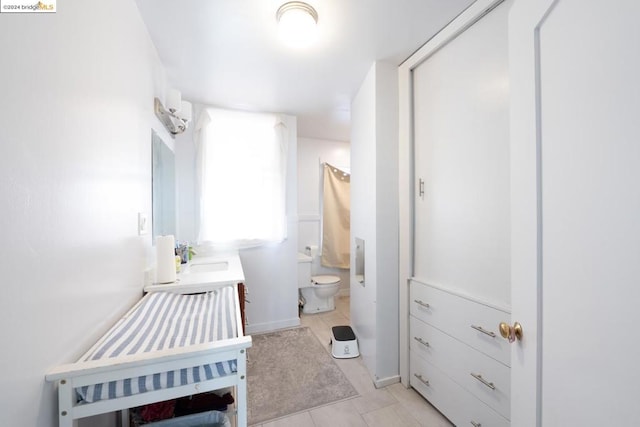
[195,108,288,248]
[321,163,350,268]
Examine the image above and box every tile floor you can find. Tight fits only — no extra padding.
[249,296,453,427]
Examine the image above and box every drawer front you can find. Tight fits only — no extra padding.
[410,352,510,427]
[411,316,510,419]
[410,281,511,366]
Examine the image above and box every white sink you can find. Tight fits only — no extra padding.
[188,261,229,273]
[146,253,244,293]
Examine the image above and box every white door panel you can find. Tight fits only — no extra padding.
[510,0,640,425]
[413,0,511,306]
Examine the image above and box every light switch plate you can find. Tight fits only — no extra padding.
[138,212,149,235]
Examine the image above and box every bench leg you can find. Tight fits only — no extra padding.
[57,379,75,427]
[236,349,248,427]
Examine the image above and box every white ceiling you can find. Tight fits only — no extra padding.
[135,0,475,142]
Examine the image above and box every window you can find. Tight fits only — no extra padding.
[195,108,288,247]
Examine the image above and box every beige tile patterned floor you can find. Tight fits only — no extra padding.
[249,296,453,427]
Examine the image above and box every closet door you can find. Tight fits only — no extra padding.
[413,1,510,305]
[510,0,640,425]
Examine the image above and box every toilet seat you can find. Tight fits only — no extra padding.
[312,275,340,285]
[302,274,340,314]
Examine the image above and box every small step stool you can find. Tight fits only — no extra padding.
[330,326,359,359]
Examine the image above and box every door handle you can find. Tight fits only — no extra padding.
[413,336,430,347]
[414,373,430,386]
[470,324,496,338]
[414,299,430,309]
[470,372,496,390]
[499,321,523,342]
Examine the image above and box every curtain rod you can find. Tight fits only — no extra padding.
[319,160,350,176]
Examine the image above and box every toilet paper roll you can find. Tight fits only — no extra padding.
[156,235,176,284]
[306,245,320,257]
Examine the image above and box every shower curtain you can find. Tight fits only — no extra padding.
[321,163,350,268]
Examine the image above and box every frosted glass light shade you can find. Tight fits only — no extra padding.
[277,2,318,48]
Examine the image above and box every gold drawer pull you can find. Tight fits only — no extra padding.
[414,299,430,309]
[471,421,482,427]
[470,372,496,390]
[470,324,496,338]
[414,373,430,386]
[413,336,430,347]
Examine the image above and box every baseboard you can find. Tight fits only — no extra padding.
[246,317,301,335]
[374,375,401,389]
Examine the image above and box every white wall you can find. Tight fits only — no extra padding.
[243,116,299,333]
[351,67,377,375]
[297,137,350,293]
[174,120,198,245]
[374,63,400,381]
[0,1,168,426]
[175,113,299,334]
[350,62,399,386]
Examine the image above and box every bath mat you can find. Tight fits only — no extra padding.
[247,326,358,425]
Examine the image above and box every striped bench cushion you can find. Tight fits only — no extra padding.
[77,288,238,403]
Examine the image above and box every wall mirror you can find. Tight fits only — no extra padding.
[152,129,176,240]
[355,237,365,286]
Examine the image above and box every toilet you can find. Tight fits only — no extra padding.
[298,251,341,314]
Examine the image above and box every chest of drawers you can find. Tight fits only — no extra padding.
[409,280,511,426]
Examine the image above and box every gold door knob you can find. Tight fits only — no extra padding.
[499,321,523,342]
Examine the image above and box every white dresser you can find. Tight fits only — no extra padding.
[409,279,511,426]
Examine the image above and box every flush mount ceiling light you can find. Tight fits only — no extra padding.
[154,89,192,137]
[276,1,318,48]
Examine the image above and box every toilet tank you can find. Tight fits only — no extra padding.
[297,253,312,288]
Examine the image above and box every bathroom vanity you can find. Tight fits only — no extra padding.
[145,253,245,294]
[145,253,247,332]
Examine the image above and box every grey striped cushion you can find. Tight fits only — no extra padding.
[76,288,238,403]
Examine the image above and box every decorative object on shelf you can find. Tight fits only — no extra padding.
[276,1,318,48]
[154,89,192,136]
